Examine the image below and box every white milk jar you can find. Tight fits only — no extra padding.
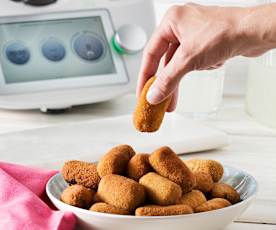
[246,50,276,128]
[176,67,225,119]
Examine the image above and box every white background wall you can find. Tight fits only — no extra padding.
[153,0,265,96]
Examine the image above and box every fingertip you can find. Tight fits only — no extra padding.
[166,104,176,112]
[146,86,162,105]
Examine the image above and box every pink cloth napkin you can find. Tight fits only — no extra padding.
[0,162,76,230]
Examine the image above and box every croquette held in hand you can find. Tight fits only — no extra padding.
[133,76,172,132]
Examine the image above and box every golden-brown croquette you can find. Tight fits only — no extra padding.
[135,204,193,216]
[97,174,145,212]
[149,146,196,193]
[210,183,240,204]
[97,145,135,178]
[90,202,130,215]
[185,159,224,182]
[127,153,152,181]
[193,171,214,193]
[177,190,207,210]
[195,198,231,213]
[60,184,95,209]
[61,160,100,189]
[139,172,182,205]
[133,76,172,132]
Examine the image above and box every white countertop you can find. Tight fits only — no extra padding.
[0,93,275,230]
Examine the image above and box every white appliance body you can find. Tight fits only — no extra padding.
[0,0,155,109]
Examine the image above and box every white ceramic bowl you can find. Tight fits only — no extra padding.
[46,165,258,230]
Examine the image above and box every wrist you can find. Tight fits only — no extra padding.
[237,4,276,52]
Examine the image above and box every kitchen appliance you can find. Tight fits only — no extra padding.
[10,0,57,6]
[0,0,155,111]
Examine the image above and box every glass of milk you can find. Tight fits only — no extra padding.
[246,50,276,129]
[176,67,225,119]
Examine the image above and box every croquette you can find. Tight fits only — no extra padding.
[97,174,145,212]
[194,171,214,193]
[61,160,101,189]
[60,145,237,217]
[177,190,207,210]
[149,146,196,193]
[135,204,193,216]
[185,159,224,182]
[127,153,152,181]
[92,192,102,203]
[210,183,240,204]
[195,198,231,213]
[97,145,135,178]
[133,76,172,132]
[139,172,182,205]
[60,184,95,209]
[90,202,130,215]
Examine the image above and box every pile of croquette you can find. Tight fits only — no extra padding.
[60,145,240,216]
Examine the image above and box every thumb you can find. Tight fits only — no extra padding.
[146,45,192,104]
[146,73,178,105]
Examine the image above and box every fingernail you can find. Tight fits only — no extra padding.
[146,87,161,105]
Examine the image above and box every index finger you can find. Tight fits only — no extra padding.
[136,24,178,97]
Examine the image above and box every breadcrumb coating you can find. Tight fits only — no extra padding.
[90,202,130,215]
[149,146,196,193]
[195,198,231,213]
[139,172,182,205]
[210,183,240,204]
[97,145,135,178]
[135,204,193,216]
[177,190,207,210]
[97,174,145,212]
[61,160,100,189]
[133,76,171,132]
[60,184,95,209]
[127,153,152,181]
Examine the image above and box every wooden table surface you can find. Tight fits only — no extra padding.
[0,94,275,230]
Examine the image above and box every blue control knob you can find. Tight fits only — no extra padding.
[42,39,66,62]
[73,33,104,61]
[5,42,30,65]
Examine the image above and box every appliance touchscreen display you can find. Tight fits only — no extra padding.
[0,16,116,84]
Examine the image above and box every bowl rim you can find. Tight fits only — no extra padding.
[46,164,258,220]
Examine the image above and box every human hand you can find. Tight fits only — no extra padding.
[136,3,273,111]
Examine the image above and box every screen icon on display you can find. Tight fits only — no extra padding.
[5,42,30,65]
[73,33,104,61]
[42,39,66,62]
